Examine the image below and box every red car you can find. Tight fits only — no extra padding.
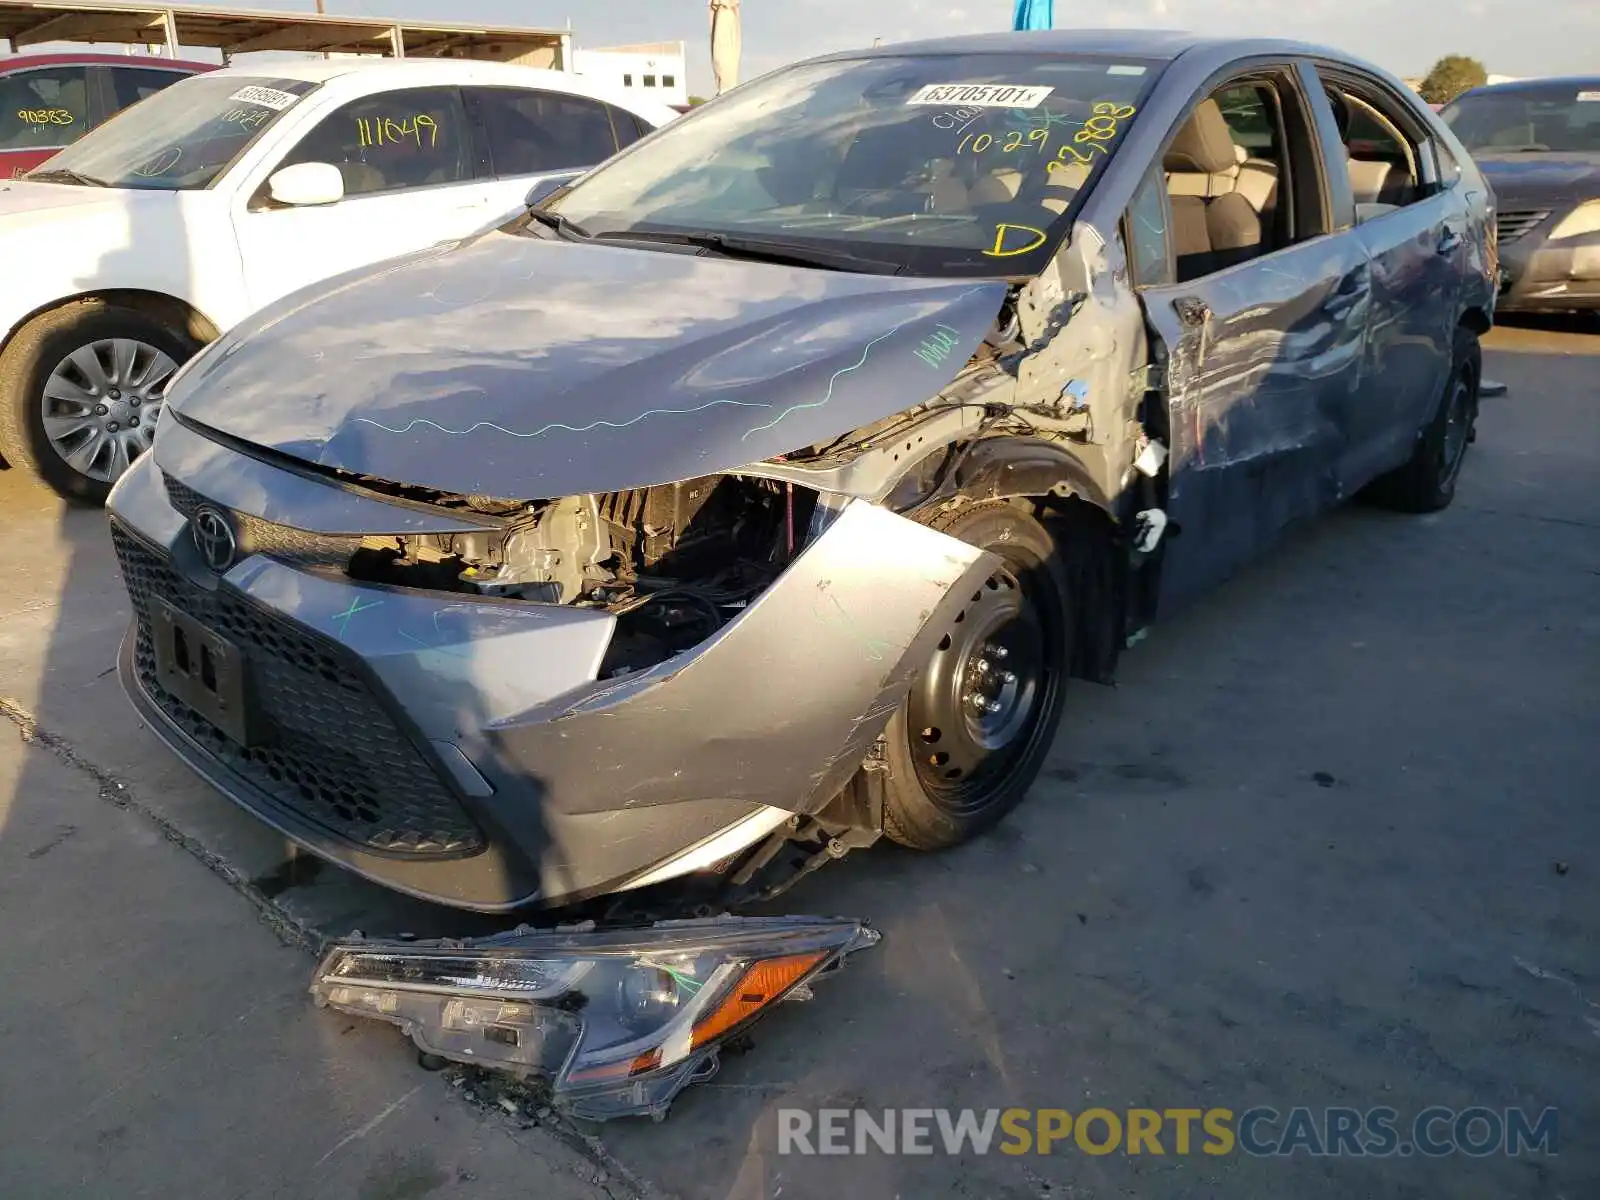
[1,52,214,179]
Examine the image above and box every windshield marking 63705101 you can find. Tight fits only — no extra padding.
[905,83,1055,108]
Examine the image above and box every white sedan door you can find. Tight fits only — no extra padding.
[232,85,496,312]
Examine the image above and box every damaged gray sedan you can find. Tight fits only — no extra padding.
[107,31,1495,1103]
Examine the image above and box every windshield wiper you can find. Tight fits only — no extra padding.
[525,209,592,240]
[24,167,110,187]
[593,229,903,274]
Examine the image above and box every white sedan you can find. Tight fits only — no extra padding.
[0,58,678,501]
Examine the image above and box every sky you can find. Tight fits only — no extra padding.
[26,0,1594,94]
[273,0,1596,95]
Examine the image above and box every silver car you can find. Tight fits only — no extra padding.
[108,25,1494,970]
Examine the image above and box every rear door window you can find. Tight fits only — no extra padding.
[1311,69,1429,213]
[109,66,193,111]
[469,87,622,175]
[609,104,650,150]
[276,86,482,197]
[0,66,92,151]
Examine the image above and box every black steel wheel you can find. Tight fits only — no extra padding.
[882,500,1073,850]
[1366,325,1481,514]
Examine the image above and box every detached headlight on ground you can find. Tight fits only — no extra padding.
[310,916,880,1121]
[1550,201,1600,241]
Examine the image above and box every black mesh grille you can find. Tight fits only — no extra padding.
[163,473,205,519]
[114,522,484,858]
[162,471,362,568]
[1496,210,1550,244]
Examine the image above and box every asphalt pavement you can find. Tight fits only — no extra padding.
[0,318,1595,1199]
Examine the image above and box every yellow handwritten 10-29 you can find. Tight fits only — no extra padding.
[956,101,1137,164]
[219,106,271,131]
[356,115,440,150]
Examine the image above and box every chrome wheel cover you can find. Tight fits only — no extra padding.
[40,337,175,483]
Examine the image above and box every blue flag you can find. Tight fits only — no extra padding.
[1013,0,1052,29]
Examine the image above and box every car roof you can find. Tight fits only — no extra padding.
[201,57,680,123]
[816,28,1335,65]
[1459,75,1600,96]
[0,51,214,71]
[207,57,589,87]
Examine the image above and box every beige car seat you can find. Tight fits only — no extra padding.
[968,167,1025,206]
[1164,99,1263,278]
[1347,157,1393,205]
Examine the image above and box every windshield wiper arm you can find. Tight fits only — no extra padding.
[525,208,592,240]
[594,229,903,274]
[24,167,110,187]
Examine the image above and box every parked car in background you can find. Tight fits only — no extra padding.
[0,52,213,179]
[106,32,1495,933]
[0,58,678,502]
[1442,77,1600,312]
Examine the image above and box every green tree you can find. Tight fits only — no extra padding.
[1419,55,1488,105]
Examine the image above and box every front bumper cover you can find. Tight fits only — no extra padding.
[1497,216,1600,312]
[108,433,997,911]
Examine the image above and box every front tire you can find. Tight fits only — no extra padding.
[1368,326,1481,514]
[882,500,1074,851]
[0,301,195,505]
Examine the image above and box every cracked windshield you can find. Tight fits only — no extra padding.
[546,53,1159,273]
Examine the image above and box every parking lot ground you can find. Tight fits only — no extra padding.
[0,719,620,1200]
[0,318,1596,1199]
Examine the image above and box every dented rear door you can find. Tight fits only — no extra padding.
[1139,231,1372,609]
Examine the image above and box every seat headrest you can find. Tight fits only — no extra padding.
[1347,158,1392,205]
[1163,99,1239,175]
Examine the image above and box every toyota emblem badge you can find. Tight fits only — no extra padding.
[191,505,237,572]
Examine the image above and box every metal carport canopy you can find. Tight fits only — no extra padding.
[0,0,570,65]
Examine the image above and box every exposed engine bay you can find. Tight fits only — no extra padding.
[342,475,820,677]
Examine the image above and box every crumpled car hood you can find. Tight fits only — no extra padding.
[171,228,1006,498]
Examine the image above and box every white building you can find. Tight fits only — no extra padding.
[573,41,688,108]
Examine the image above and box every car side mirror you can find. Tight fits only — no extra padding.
[523,171,582,210]
[267,161,345,207]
